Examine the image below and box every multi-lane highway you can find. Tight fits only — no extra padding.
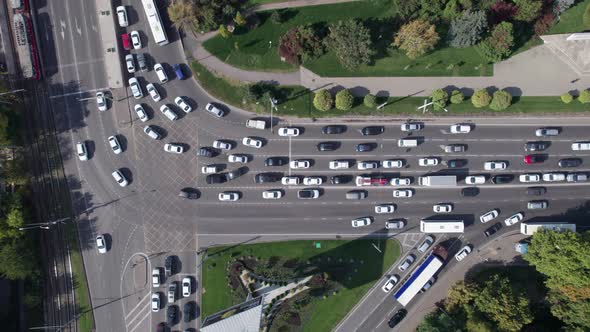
[30,0,590,331]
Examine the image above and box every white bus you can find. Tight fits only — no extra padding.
[141,0,168,46]
[520,222,576,235]
[394,254,443,306]
[420,220,464,233]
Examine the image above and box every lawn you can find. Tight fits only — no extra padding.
[66,223,94,332]
[203,0,492,76]
[548,0,590,34]
[201,239,401,331]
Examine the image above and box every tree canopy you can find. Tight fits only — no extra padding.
[394,19,439,59]
[327,20,375,70]
[448,10,488,48]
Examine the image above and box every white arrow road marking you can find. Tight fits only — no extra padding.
[60,20,66,39]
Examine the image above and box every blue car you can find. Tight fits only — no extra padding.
[173,64,185,80]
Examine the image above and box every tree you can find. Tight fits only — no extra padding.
[490,1,517,24]
[270,10,284,24]
[335,89,354,110]
[554,0,575,14]
[278,25,326,65]
[579,89,590,103]
[547,290,590,330]
[448,10,488,48]
[416,311,458,332]
[561,92,574,103]
[363,94,377,108]
[234,12,246,26]
[450,90,464,104]
[489,90,512,110]
[167,0,199,34]
[445,280,476,311]
[514,0,543,22]
[394,0,420,20]
[218,24,231,39]
[471,89,492,108]
[313,89,333,111]
[431,89,449,111]
[394,19,439,59]
[327,20,375,70]
[534,13,555,36]
[477,22,514,62]
[0,241,40,280]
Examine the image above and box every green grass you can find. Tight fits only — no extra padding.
[247,0,291,6]
[548,0,590,34]
[201,239,401,331]
[65,223,94,332]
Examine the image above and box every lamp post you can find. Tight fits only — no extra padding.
[19,217,69,231]
[269,97,278,134]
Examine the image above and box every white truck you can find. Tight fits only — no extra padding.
[246,119,266,130]
[418,175,457,186]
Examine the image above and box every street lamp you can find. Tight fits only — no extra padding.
[269,97,278,133]
[19,217,69,231]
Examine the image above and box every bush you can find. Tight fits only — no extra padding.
[584,4,590,29]
[471,89,492,108]
[218,25,231,38]
[579,90,590,103]
[534,13,555,36]
[477,22,514,62]
[335,89,354,110]
[514,0,543,22]
[313,89,333,111]
[363,94,377,108]
[234,12,246,26]
[560,92,574,104]
[270,10,284,24]
[278,25,326,65]
[450,90,464,104]
[489,90,512,110]
[394,0,420,20]
[490,1,517,24]
[431,89,449,111]
[448,10,488,48]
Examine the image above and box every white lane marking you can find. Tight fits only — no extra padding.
[60,20,66,39]
[124,292,151,320]
[198,233,421,236]
[49,86,110,99]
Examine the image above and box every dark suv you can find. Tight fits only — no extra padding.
[264,157,287,166]
[206,174,227,184]
[197,147,215,157]
[491,174,514,184]
[526,186,546,196]
[484,223,502,237]
[361,126,384,136]
[226,167,247,181]
[558,158,582,168]
[388,309,407,328]
[255,173,281,183]
[322,125,346,134]
[356,143,376,152]
[167,305,177,325]
[524,141,548,151]
[317,141,340,151]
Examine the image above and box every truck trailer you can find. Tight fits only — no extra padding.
[418,175,457,186]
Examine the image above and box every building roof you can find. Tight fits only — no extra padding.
[200,296,263,332]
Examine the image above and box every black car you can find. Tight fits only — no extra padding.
[264,157,287,166]
[183,302,193,323]
[558,158,582,168]
[356,143,376,152]
[255,173,281,183]
[197,147,215,157]
[361,126,384,136]
[317,141,340,151]
[446,159,467,168]
[524,141,549,152]
[461,187,479,197]
[165,256,174,276]
[484,222,502,237]
[387,309,407,328]
[178,188,199,199]
[491,174,514,184]
[226,167,247,181]
[331,175,352,184]
[206,174,227,184]
[322,125,346,134]
[167,305,178,325]
[526,186,547,196]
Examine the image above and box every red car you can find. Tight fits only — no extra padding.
[121,33,131,50]
[524,155,543,164]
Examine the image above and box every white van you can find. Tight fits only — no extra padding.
[572,142,590,151]
[398,138,418,147]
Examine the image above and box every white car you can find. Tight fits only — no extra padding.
[390,178,411,186]
[281,176,300,185]
[480,209,499,223]
[242,137,263,148]
[116,6,128,27]
[151,293,160,312]
[455,245,472,261]
[278,127,300,137]
[125,54,135,73]
[108,135,122,154]
[303,177,322,185]
[358,161,378,170]
[218,192,239,201]
[112,170,128,187]
[152,268,161,287]
[382,275,399,292]
[147,83,161,102]
[572,142,590,151]
[143,126,160,140]
[433,203,453,213]
[484,161,507,170]
[450,124,471,133]
[134,104,149,122]
[290,160,310,169]
[128,77,142,99]
[159,105,178,121]
[164,143,184,154]
[206,103,225,117]
[228,154,249,163]
[542,173,566,182]
[519,174,541,183]
[262,190,283,199]
[130,30,141,49]
[419,157,439,167]
[375,204,395,214]
[96,91,107,111]
[76,142,88,161]
[504,212,524,226]
[182,278,191,297]
[329,160,350,169]
[154,63,168,83]
[351,217,373,228]
[393,189,413,198]
[213,140,233,151]
[535,128,559,137]
[96,235,107,254]
[383,159,404,168]
[174,96,192,113]
[401,122,422,132]
[398,254,415,271]
[201,165,220,174]
[465,175,485,185]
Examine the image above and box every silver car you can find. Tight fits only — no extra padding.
[206,103,225,117]
[134,104,149,122]
[398,254,415,271]
[128,77,142,99]
[108,135,122,154]
[159,105,178,121]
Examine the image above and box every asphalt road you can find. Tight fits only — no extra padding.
[33,0,590,331]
